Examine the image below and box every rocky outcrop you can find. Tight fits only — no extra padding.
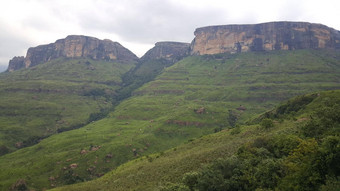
[190,22,340,55]
[7,56,25,71]
[8,35,138,71]
[141,41,190,61]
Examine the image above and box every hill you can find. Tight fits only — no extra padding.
[0,35,141,153]
[0,49,340,190]
[0,57,136,153]
[117,41,190,100]
[50,89,340,191]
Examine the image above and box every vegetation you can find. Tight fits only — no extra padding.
[51,90,340,191]
[0,58,135,151]
[0,49,340,190]
[173,91,340,191]
[117,58,178,100]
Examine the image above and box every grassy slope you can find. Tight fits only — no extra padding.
[0,58,135,151]
[52,90,340,191]
[0,49,340,190]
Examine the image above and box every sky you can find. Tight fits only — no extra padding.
[0,0,340,70]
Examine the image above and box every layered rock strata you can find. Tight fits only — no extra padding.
[8,35,138,71]
[190,22,340,55]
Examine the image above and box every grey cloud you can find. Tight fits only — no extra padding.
[77,0,230,43]
[2,0,338,67]
[0,25,31,67]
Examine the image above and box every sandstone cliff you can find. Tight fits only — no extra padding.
[190,22,340,55]
[141,41,190,61]
[8,56,25,71]
[8,35,138,71]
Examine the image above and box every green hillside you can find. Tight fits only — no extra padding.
[0,49,340,190]
[0,58,135,152]
[51,90,340,191]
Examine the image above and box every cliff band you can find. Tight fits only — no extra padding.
[8,35,138,71]
[190,21,340,55]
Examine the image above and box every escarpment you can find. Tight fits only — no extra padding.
[8,35,138,71]
[190,21,340,55]
[141,41,190,61]
[7,22,340,71]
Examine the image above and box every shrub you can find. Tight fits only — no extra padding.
[0,145,9,156]
[261,118,274,129]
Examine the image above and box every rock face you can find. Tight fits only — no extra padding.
[8,56,25,71]
[8,35,138,71]
[141,41,190,61]
[190,22,340,55]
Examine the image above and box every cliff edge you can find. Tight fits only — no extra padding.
[8,35,138,71]
[190,21,340,55]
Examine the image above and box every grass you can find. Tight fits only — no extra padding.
[51,90,340,191]
[0,58,135,151]
[0,49,340,190]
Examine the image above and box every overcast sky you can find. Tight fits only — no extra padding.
[0,0,340,69]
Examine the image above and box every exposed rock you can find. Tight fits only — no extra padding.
[14,142,23,148]
[87,166,96,173]
[48,176,56,181]
[190,21,340,55]
[236,105,247,111]
[69,163,78,169]
[141,41,190,61]
[10,179,28,191]
[90,145,101,151]
[7,56,25,72]
[195,107,206,114]
[80,149,88,154]
[8,35,139,71]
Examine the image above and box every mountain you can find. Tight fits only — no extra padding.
[1,48,340,190]
[0,37,192,155]
[118,41,190,99]
[141,41,190,61]
[191,21,340,55]
[7,35,138,72]
[0,22,340,190]
[0,36,141,154]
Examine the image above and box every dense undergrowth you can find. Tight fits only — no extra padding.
[161,91,340,191]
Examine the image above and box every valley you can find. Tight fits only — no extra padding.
[0,21,339,191]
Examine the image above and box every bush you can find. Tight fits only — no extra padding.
[302,104,340,138]
[261,118,274,129]
[0,145,9,156]
[182,172,199,191]
[230,125,241,135]
[88,109,110,122]
[228,110,238,127]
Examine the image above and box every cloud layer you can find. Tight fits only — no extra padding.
[0,0,339,69]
